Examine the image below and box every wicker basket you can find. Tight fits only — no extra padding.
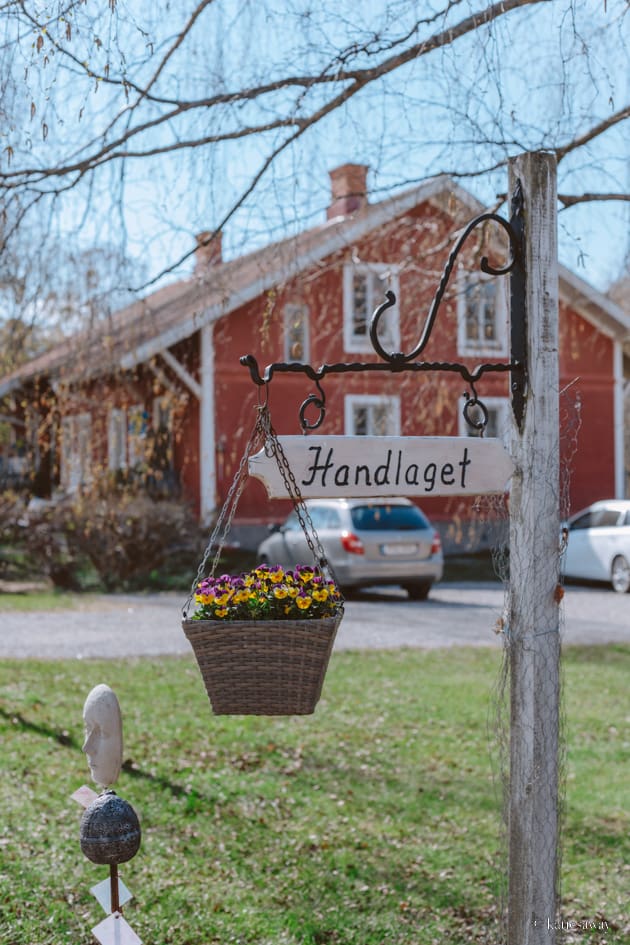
[182,612,342,715]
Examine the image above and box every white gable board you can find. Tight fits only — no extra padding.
[249,436,514,499]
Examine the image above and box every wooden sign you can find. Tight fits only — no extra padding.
[249,436,514,498]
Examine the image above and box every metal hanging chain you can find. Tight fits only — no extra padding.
[183,407,268,617]
[183,403,343,618]
[260,408,342,592]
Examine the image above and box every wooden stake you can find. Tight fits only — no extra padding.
[507,151,561,944]
[110,863,120,915]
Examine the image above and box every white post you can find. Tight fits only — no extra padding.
[507,152,561,945]
[200,323,216,523]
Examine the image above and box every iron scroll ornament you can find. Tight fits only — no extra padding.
[241,199,526,433]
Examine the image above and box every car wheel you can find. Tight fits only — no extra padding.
[611,555,630,593]
[405,581,432,601]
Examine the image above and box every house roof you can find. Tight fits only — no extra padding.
[2,175,629,398]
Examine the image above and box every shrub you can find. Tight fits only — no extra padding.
[3,484,209,591]
[61,489,206,590]
[0,490,31,580]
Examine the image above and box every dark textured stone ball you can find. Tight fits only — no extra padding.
[80,790,141,865]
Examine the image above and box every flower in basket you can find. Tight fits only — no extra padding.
[192,564,343,621]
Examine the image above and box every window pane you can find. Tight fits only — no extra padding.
[592,509,622,527]
[128,406,148,468]
[109,409,126,470]
[465,283,480,341]
[283,511,300,531]
[570,512,592,530]
[350,503,430,531]
[464,279,498,347]
[481,283,497,341]
[352,272,369,336]
[285,305,308,360]
[466,405,499,437]
[372,404,390,436]
[353,405,368,436]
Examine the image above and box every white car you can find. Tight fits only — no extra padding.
[562,500,630,593]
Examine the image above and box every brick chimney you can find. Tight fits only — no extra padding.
[194,231,222,272]
[327,163,368,220]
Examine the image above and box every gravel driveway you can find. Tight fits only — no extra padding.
[1,582,627,660]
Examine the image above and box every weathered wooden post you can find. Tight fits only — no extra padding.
[507,151,561,944]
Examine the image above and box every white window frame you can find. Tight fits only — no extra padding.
[457,270,508,357]
[343,262,400,354]
[344,394,401,437]
[458,396,510,442]
[283,304,310,363]
[108,408,127,471]
[61,412,92,492]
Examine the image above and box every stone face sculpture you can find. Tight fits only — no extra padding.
[82,684,123,789]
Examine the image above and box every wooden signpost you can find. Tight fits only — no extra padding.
[249,435,514,499]
[240,150,561,945]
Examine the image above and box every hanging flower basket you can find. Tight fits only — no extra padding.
[182,408,344,716]
[182,564,343,715]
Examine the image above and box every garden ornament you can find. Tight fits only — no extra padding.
[82,684,123,788]
[76,685,143,942]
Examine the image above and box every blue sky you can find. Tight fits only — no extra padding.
[3,0,628,299]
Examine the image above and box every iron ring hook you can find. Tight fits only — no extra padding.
[299,381,326,431]
[463,389,489,435]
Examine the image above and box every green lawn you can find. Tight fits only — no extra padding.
[0,589,93,611]
[0,645,627,944]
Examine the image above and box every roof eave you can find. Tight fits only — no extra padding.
[558,266,630,341]
[120,175,473,368]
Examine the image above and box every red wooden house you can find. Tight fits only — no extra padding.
[1,165,628,550]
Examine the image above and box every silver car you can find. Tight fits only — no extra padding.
[563,500,630,593]
[257,497,443,599]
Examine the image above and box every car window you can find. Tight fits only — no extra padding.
[322,507,343,528]
[570,512,592,530]
[308,507,328,530]
[571,508,622,530]
[592,509,622,527]
[624,511,630,527]
[350,503,430,531]
[283,511,300,531]
[303,506,344,529]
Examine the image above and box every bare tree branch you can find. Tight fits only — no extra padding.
[1,0,627,295]
[558,192,630,208]
[554,104,630,162]
[1,0,543,188]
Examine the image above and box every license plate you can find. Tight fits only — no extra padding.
[381,542,418,556]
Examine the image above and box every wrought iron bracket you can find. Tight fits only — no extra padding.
[241,194,527,434]
[508,180,527,430]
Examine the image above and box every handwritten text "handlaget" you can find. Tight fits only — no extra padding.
[301,445,472,494]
